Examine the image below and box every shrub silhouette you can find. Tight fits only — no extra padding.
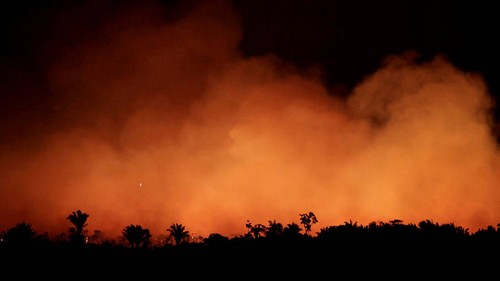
[1,222,39,247]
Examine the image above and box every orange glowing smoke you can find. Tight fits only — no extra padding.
[0,0,499,239]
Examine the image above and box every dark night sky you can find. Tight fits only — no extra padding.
[235,0,500,135]
[1,0,499,144]
[237,0,498,94]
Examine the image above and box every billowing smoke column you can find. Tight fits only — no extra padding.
[0,0,499,239]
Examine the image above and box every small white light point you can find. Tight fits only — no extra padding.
[139,182,142,187]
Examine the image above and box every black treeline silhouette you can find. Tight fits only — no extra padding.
[1,211,499,278]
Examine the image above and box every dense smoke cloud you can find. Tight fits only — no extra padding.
[0,0,498,239]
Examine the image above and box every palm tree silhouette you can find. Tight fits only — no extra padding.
[122,224,152,248]
[167,223,190,246]
[66,210,89,244]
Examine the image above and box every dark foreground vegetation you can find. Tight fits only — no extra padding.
[1,210,499,278]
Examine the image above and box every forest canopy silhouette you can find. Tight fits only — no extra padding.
[1,209,499,246]
[1,209,499,278]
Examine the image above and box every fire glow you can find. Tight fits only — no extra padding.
[0,0,499,239]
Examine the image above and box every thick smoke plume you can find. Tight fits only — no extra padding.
[1,0,499,239]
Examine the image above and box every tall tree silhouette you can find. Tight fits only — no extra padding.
[122,224,151,248]
[167,223,190,246]
[66,210,89,244]
[299,212,318,236]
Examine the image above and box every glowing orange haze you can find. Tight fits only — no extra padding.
[1,0,499,239]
